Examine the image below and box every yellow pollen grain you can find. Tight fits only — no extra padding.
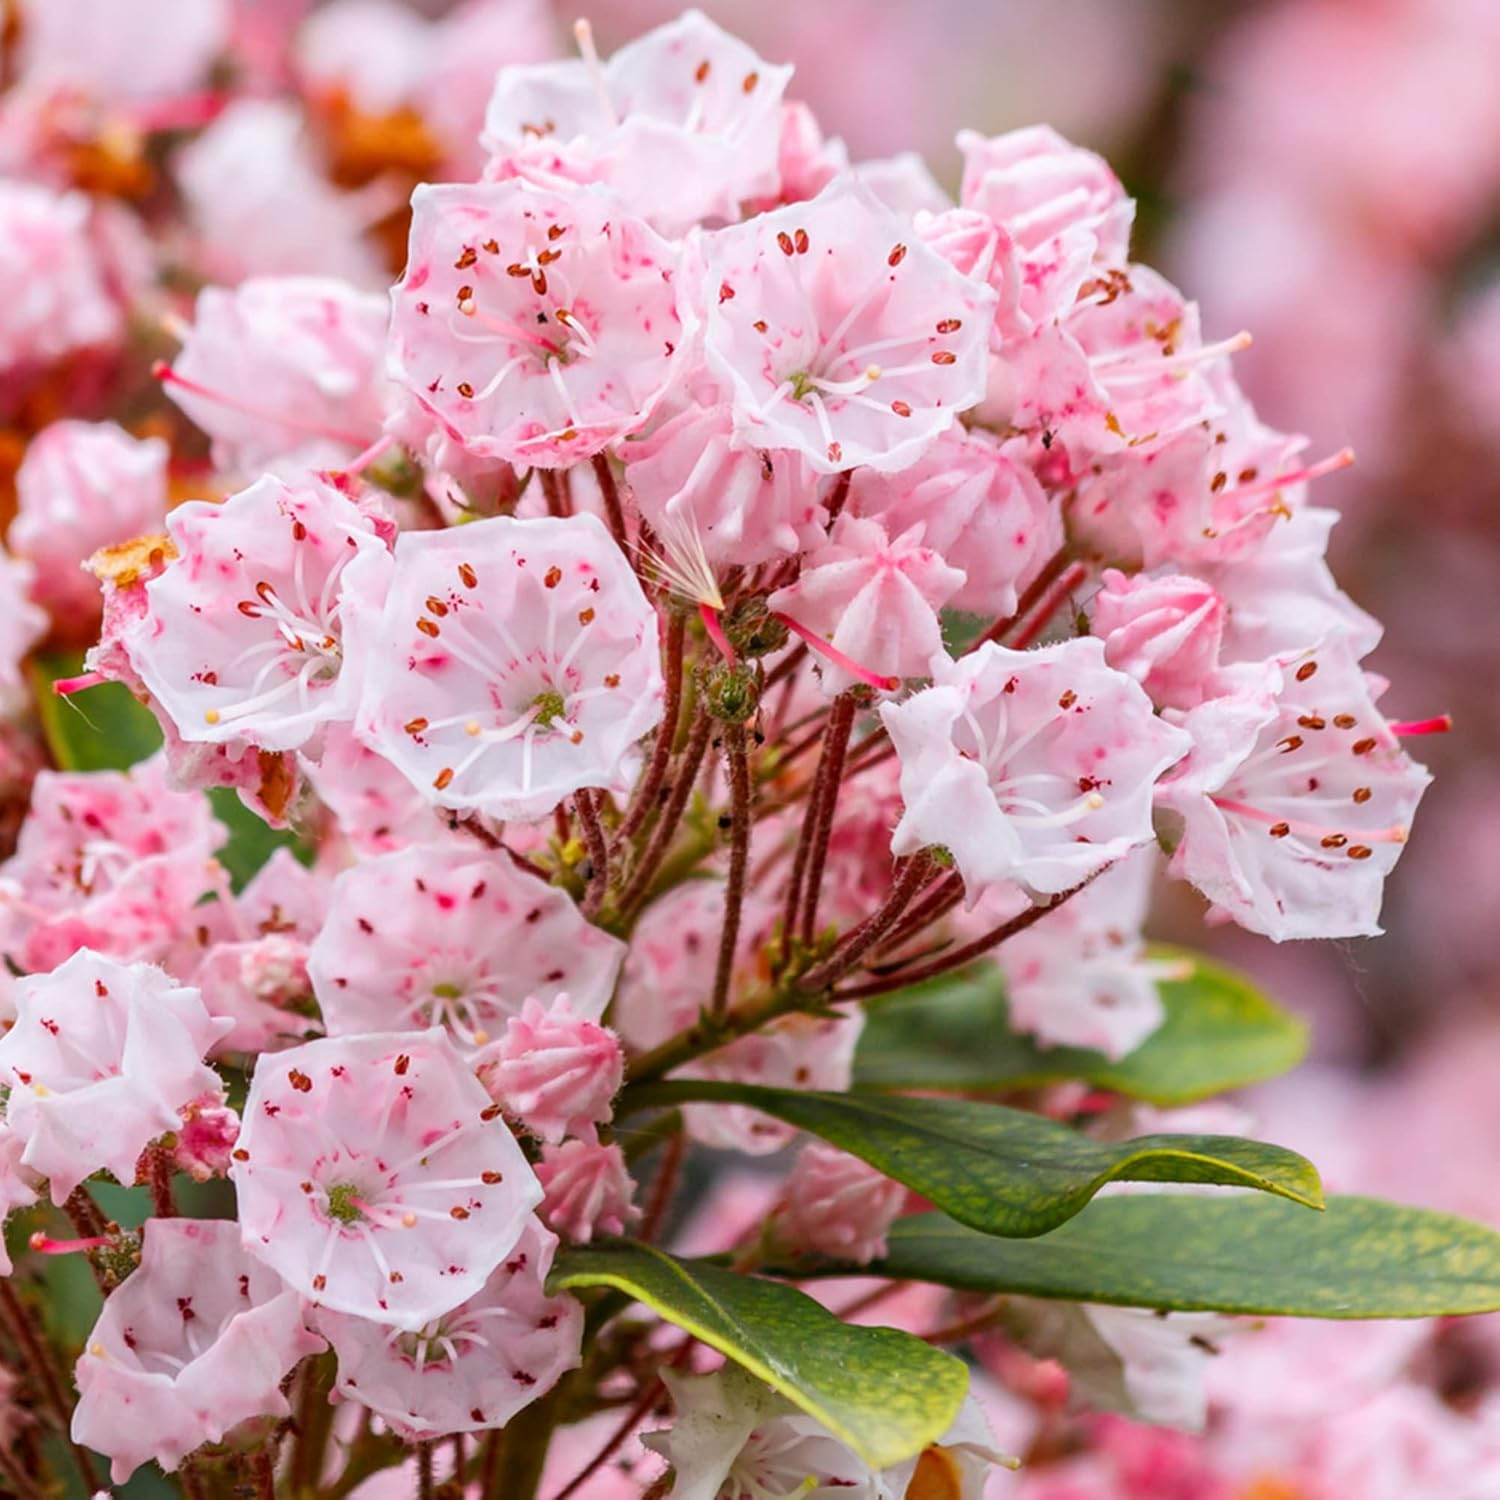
[401,1211,417,1228]
[90,1342,106,1358]
[204,709,221,724]
[864,364,881,381]
[1084,792,1105,810]
[466,721,482,736]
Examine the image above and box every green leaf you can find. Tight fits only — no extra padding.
[548,1241,967,1468]
[855,1197,1500,1318]
[852,950,1307,1105]
[29,651,162,773]
[625,1081,1323,1237]
[28,652,309,892]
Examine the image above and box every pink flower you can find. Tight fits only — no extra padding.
[0,753,225,972]
[993,847,1175,1058]
[171,1091,240,1182]
[316,1217,582,1439]
[300,722,448,857]
[957,123,1133,329]
[162,277,389,472]
[0,950,230,1203]
[9,422,168,623]
[534,1132,638,1244]
[388,180,684,470]
[0,182,122,374]
[1157,641,1431,941]
[308,843,625,1049]
[882,639,1191,902]
[479,996,624,1144]
[73,1217,323,1484]
[846,424,1060,619]
[353,513,664,822]
[697,178,996,473]
[0,547,46,706]
[232,1029,542,1327]
[174,99,385,287]
[126,474,393,754]
[1091,569,1226,711]
[481,11,793,235]
[776,1141,905,1264]
[17,0,229,104]
[622,397,830,568]
[769,513,965,692]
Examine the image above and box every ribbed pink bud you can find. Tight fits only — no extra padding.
[1091,567,1225,711]
[171,1091,240,1183]
[777,1142,906,1265]
[479,996,625,1145]
[535,1134,639,1245]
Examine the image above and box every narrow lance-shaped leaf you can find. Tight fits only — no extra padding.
[622,1081,1323,1237]
[837,1196,1500,1319]
[853,951,1307,1105]
[548,1241,968,1468]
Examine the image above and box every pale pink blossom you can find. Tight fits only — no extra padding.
[317,1217,582,1438]
[1091,569,1226,711]
[697,178,996,473]
[0,753,225,972]
[776,1141,905,1265]
[622,397,830,568]
[126,474,393,754]
[0,950,230,1203]
[9,422,168,622]
[479,996,624,1144]
[388,180,684,470]
[294,0,435,118]
[0,182,123,374]
[232,1028,542,1326]
[482,11,793,235]
[353,513,664,822]
[162,277,389,472]
[852,425,1059,620]
[882,639,1191,902]
[174,99,386,287]
[769,513,965,692]
[535,1132,638,1244]
[301,722,448,856]
[994,847,1173,1058]
[73,1217,323,1484]
[1157,642,1431,940]
[16,0,229,104]
[0,548,46,706]
[308,843,625,1049]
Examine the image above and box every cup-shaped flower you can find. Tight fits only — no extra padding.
[481,10,793,234]
[1092,568,1226,712]
[316,1217,582,1439]
[882,640,1192,902]
[232,1029,542,1328]
[1156,640,1431,940]
[697,178,995,473]
[389,180,684,469]
[126,475,393,753]
[163,276,389,471]
[308,844,625,1049]
[353,513,664,822]
[73,1218,324,1484]
[0,950,231,1203]
[9,421,168,622]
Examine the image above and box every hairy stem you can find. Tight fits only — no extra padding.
[592,453,629,551]
[798,692,858,945]
[796,853,933,991]
[575,789,611,920]
[614,612,686,849]
[711,721,753,1017]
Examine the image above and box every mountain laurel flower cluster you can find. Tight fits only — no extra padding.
[0,7,1482,1500]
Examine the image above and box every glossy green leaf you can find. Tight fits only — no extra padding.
[852,1197,1500,1318]
[852,950,1306,1105]
[28,652,309,891]
[548,1241,967,1467]
[625,1081,1323,1236]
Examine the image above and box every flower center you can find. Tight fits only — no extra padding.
[529,688,568,730]
[324,1181,366,1225]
